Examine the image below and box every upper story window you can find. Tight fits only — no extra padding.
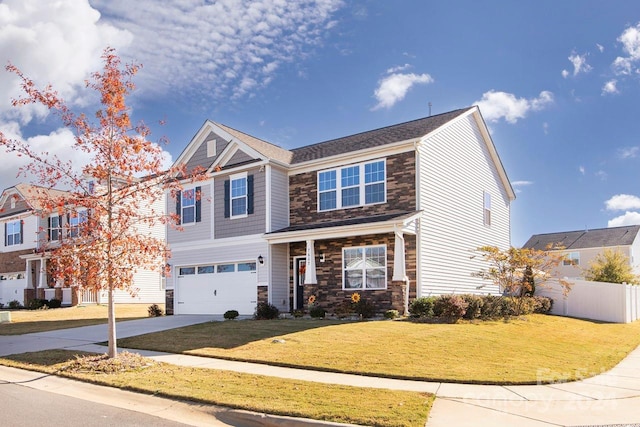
[48,215,62,241]
[483,191,492,227]
[4,220,22,246]
[69,210,88,238]
[343,245,387,290]
[176,187,201,225]
[318,159,386,212]
[231,173,248,217]
[563,252,580,266]
[224,174,254,219]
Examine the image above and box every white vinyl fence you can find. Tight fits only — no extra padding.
[537,278,640,323]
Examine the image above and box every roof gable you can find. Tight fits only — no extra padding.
[523,225,640,250]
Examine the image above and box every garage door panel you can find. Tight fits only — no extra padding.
[176,268,258,315]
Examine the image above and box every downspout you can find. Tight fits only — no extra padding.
[413,139,422,305]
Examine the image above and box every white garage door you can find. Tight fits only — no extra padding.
[176,262,258,315]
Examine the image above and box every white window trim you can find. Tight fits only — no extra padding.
[6,219,21,246]
[342,244,387,290]
[483,191,491,227]
[230,172,248,219]
[317,159,387,212]
[181,187,197,226]
[69,210,88,238]
[563,252,580,266]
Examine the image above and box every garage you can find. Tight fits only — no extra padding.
[175,261,258,315]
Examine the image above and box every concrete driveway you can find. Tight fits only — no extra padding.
[0,314,221,357]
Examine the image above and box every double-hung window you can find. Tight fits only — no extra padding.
[230,174,248,217]
[318,159,386,211]
[69,210,87,238]
[563,252,580,266]
[5,220,22,246]
[343,245,387,290]
[483,191,491,227]
[49,215,62,241]
[181,189,196,224]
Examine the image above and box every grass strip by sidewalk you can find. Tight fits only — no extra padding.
[118,314,640,384]
[0,350,433,427]
[0,304,155,335]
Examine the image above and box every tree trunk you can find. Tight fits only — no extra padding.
[107,286,117,358]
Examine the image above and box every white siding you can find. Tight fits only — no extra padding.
[417,114,510,296]
[269,243,289,312]
[270,166,289,232]
[552,246,636,280]
[167,182,213,244]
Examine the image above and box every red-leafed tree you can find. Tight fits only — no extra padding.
[0,48,197,358]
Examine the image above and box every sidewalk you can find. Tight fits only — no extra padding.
[1,315,640,426]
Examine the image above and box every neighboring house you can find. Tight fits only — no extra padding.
[522,225,640,280]
[166,106,515,315]
[0,183,165,307]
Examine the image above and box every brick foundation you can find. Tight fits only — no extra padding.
[257,285,268,306]
[165,289,174,315]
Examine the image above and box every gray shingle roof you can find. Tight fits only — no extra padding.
[522,225,640,250]
[267,211,419,234]
[289,108,473,164]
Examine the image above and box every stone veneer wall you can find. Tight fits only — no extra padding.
[165,289,174,315]
[257,285,268,306]
[289,151,416,226]
[290,233,416,315]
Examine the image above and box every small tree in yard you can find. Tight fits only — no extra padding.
[0,48,198,358]
[583,249,639,284]
[473,245,571,315]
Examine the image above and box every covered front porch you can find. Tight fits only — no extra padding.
[264,211,419,316]
[19,253,77,307]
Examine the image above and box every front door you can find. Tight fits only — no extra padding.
[295,258,306,310]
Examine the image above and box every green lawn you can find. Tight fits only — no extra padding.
[118,315,640,384]
[0,304,155,335]
[0,350,432,427]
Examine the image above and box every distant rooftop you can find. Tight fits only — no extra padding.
[522,225,640,250]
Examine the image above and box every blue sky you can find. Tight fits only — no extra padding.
[1,0,640,246]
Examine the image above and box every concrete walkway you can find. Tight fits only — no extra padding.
[1,315,640,426]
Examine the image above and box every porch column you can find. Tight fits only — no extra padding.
[304,239,317,285]
[38,258,47,288]
[393,230,410,316]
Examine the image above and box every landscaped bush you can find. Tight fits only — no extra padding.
[354,298,376,319]
[409,297,436,318]
[292,309,304,318]
[461,295,484,320]
[334,300,353,319]
[28,298,49,310]
[479,295,504,320]
[384,309,399,319]
[8,300,22,309]
[47,298,62,309]
[224,310,239,320]
[533,296,553,314]
[433,295,468,322]
[254,302,279,320]
[309,306,326,319]
[147,304,164,317]
[0,302,4,309]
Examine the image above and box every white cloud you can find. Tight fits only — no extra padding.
[474,90,554,124]
[565,52,592,77]
[543,122,549,134]
[602,79,619,95]
[91,0,344,100]
[372,72,434,110]
[386,64,412,74]
[597,43,605,53]
[579,166,586,175]
[595,170,608,181]
[605,194,640,211]
[617,146,639,159]
[612,22,640,75]
[0,0,132,123]
[608,211,640,227]
[511,180,533,194]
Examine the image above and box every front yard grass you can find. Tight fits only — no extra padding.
[118,314,640,384]
[0,304,155,335]
[0,350,432,427]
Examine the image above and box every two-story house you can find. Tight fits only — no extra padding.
[522,225,640,280]
[0,183,165,307]
[166,106,515,315]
